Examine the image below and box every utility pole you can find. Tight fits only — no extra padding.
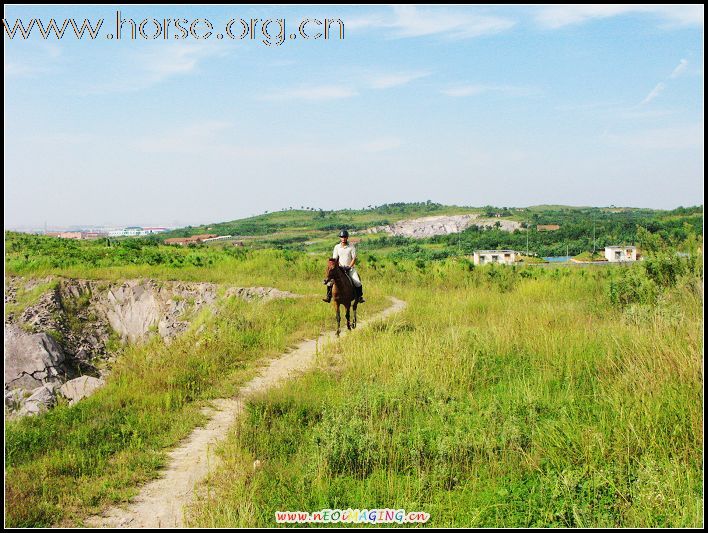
[593,216,596,255]
[526,220,529,256]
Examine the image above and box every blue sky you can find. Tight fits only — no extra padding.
[4,5,704,228]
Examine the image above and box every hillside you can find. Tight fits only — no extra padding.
[155,203,702,260]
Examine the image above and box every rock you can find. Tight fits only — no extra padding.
[359,214,522,238]
[225,286,299,301]
[5,388,26,410]
[4,324,66,390]
[17,383,57,416]
[58,376,105,404]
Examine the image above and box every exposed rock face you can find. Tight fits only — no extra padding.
[95,280,217,343]
[225,286,300,301]
[59,376,105,405]
[5,277,299,418]
[4,324,66,391]
[361,214,522,238]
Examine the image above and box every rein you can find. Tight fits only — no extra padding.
[329,263,354,291]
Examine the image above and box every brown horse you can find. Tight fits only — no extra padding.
[324,257,358,336]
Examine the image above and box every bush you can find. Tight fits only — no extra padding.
[642,254,689,288]
[608,268,658,307]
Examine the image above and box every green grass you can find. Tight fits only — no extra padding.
[187,265,703,527]
[4,277,58,320]
[4,270,389,527]
[4,234,703,527]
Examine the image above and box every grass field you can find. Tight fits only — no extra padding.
[4,230,704,528]
[186,262,703,527]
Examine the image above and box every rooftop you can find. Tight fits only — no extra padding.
[474,250,519,254]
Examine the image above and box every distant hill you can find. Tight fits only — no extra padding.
[159,202,483,240]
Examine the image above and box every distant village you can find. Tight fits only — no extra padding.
[28,220,643,263]
[42,226,170,240]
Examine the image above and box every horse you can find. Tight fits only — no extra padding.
[324,257,358,336]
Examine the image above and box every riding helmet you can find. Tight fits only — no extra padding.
[339,229,349,238]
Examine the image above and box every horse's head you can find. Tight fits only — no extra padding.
[325,257,339,281]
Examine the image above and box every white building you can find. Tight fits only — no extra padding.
[202,235,233,243]
[107,226,169,237]
[473,250,519,265]
[604,246,637,262]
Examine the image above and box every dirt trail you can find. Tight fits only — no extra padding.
[86,297,406,528]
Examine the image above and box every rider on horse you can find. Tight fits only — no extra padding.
[323,229,365,303]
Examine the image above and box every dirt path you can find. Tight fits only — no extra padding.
[86,297,406,528]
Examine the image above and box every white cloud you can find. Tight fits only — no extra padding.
[368,71,430,89]
[85,41,227,94]
[535,5,703,29]
[441,84,538,97]
[638,58,692,106]
[640,82,666,105]
[4,42,62,79]
[259,85,358,101]
[347,5,515,39]
[4,62,36,78]
[670,58,689,78]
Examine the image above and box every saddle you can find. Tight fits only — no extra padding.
[338,266,355,289]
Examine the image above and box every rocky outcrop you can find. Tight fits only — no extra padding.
[360,214,522,238]
[5,277,299,418]
[225,286,300,301]
[94,280,216,343]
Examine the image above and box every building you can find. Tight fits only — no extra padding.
[107,227,170,237]
[537,224,560,231]
[473,250,519,265]
[141,227,169,235]
[57,232,83,240]
[201,235,233,243]
[604,245,637,262]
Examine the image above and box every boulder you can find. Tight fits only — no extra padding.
[59,375,105,404]
[4,324,66,390]
[5,388,26,410]
[16,383,57,416]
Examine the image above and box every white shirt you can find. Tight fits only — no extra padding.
[333,242,356,267]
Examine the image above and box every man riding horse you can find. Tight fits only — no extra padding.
[323,229,365,303]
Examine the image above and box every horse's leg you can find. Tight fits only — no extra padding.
[345,303,351,330]
[352,300,357,329]
[335,303,341,337]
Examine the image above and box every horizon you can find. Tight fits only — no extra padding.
[5,201,703,234]
[4,5,704,227]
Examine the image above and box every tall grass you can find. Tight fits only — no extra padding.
[4,274,389,527]
[187,265,702,527]
[4,243,702,527]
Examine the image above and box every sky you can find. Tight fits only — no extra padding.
[3,5,704,229]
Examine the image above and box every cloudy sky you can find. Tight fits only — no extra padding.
[4,5,704,228]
